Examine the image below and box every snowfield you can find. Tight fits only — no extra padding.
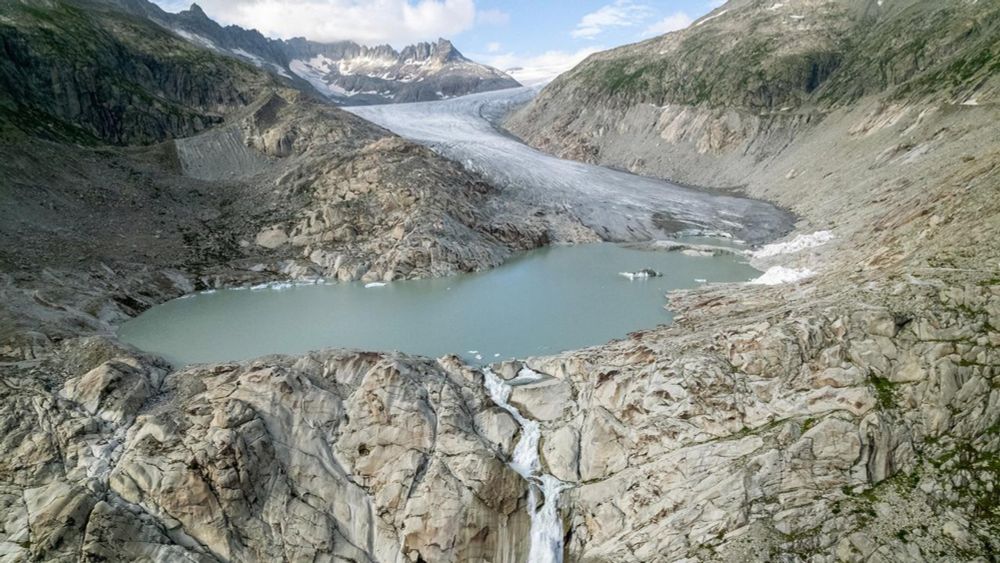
[346,88,793,244]
[750,266,816,285]
[750,230,834,258]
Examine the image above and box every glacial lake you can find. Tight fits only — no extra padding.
[119,243,759,366]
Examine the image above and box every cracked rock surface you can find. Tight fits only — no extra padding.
[1,341,531,562]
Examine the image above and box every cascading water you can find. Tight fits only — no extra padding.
[484,368,569,563]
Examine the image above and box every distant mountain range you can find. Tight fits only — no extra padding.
[108,0,521,104]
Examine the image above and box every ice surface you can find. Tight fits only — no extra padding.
[750,266,815,285]
[751,230,833,258]
[346,88,793,245]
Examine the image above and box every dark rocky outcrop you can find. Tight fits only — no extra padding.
[0,0,272,145]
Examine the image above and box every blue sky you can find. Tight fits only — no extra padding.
[151,0,725,84]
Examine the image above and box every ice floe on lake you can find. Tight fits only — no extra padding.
[619,269,662,280]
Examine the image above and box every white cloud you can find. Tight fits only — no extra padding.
[476,8,510,26]
[642,12,693,36]
[479,47,603,86]
[486,41,502,53]
[572,0,653,39]
[158,0,478,47]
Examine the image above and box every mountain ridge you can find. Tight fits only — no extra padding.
[118,0,521,104]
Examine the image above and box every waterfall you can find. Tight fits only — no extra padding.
[484,369,569,563]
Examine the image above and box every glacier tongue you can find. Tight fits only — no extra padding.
[484,368,568,563]
[346,88,794,245]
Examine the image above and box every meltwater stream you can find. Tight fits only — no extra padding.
[484,368,569,563]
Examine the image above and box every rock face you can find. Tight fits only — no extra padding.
[0,0,270,145]
[507,0,998,189]
[114,0,521,104]
[511,278,1000,560]
[498,0,1000,559]
[0,339,530,561]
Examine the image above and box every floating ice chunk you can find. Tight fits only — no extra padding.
[694,278,707,283]
[468,350,479,354]
[200,289,217,294]
[364,282,387,288]
[475,354,483,360]
[494,353,501,357]
[682,249,714,257]
[750,266,815,285]
[750,231,833,258]
[619,268,661,280]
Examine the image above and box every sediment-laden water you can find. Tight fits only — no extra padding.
[118,243,758,366]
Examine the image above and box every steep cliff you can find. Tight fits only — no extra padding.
[0,0,275,145]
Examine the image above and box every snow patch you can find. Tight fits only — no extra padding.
[750,266,815,285]
[514,367,545,383]
[251,281,295,291]
[173,29,219,51]
[231,48,265,66]
[694,9,728,27]
[289,57,351,98]
[751,231,833,258]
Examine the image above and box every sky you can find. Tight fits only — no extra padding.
[150,0,726,85]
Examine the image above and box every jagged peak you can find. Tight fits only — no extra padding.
[185,2,208,18]
[433,38,463,60]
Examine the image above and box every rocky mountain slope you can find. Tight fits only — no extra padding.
[107,0,520,104]
[499,0,1000,559]
[508,0,997,187]
[0,5,583,557]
